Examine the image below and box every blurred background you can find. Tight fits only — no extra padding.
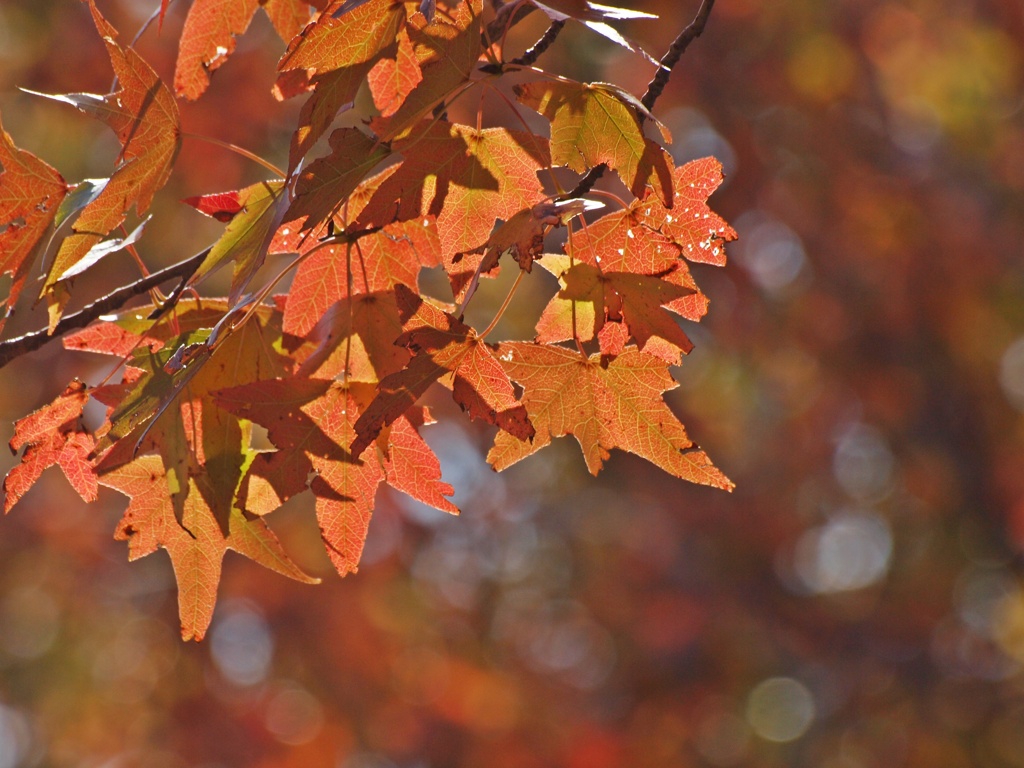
[2,0,1024,765]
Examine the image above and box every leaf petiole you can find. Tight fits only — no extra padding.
[181,132,285,177]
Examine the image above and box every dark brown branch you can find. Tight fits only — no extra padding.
[560,0,717,201]
[641,0,716,112]
[511,19,565,68]
[0,247,210,369]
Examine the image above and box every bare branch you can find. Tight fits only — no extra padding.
[511,19,565,68]
[641,0,717,112]
[0,247,210,369]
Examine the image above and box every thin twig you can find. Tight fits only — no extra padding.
[0,247,210,369]
[510,19,565,68]
[560,0,717,201]
[641,0,716,112]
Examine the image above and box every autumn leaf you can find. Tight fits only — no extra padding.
[291,290,411,383]
[0,111,68,333]
[175,0,317,100]
[514,79,672,204]
[535,255,694,364]
[557,262,696,357]
[282,218,440,342]
[3,381,97,514]
[101,455,318,641]
[29,1,180,327]
[81,300,292,538]
[634,156,737,267]
[285,127,390,231]
[213,378,457,575]
[367,24,423,117]
[185,180,288,304]
[350,288,534,458]
[357,121,550,297]
[465,197,603,274]
[369,0,484,141]
[276,0,407,168]
[487,343,733,490]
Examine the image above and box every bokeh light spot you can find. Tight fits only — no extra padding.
[209,601,274,687]
[746,677,815,743]
[0,704,32,768]
[732,212,808,297]
[264,683,324,746]
[999,337,1024,412]
[832,424,894,501]
[793,510,893,593]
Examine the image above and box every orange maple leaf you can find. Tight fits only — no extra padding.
[357,121,550,298]
[101,456,318,641]
[213,378,457,577]
[32,1,180,325]
[350,287,534,458]
[175,0,317,100]
[0,112,68,333]
[488,343,733,490]
[3,381,97,514]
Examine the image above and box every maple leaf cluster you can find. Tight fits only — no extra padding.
[0,0,735,640]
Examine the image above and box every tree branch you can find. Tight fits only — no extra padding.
[0,247,210,369]
[510,19,565,68]
[560,0,718,200]
[641,0,717,112]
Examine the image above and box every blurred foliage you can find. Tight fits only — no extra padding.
[2,0,1024,766]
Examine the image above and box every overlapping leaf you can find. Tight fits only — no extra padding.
[369,0,483,141]
[184,180,288,304]
[366,25,423,117]
[32,1,180,326]
[488,343,733,490]
[350,287,534,458]
[214,378,457,576]
[537,157,737,353]
[102,455,317,641]
[276,0,408,168]
[82,300,291,539]
[175,0,318,100]
[282,218,441,342]
[515,79,672,203]
[357,121,550,297]
[285,127,390,230]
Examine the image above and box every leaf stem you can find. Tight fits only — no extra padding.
[182,132,285,177]
[479,268,525,340]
